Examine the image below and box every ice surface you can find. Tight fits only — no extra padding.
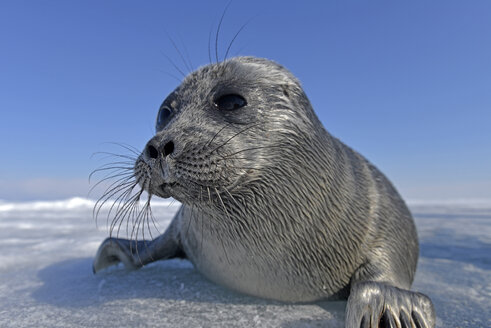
[0,198,489,327]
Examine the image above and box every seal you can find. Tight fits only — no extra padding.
[93,57,435,328]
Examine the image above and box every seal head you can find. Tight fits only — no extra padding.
[136,57,316,204]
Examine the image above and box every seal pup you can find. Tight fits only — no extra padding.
[93,57,435,328]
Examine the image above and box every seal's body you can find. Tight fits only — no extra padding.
[94,57,435,327]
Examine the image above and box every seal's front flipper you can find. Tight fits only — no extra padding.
[93,218,184,274]
[346,281,435,328]
[92,238,147,273]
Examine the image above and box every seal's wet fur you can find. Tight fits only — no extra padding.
[94,57,435,327]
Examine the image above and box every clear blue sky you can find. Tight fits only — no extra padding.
[1,1,490,201]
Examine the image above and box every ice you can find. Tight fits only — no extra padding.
[0,198,489,327]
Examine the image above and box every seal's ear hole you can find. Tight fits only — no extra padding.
[281,85,290,98]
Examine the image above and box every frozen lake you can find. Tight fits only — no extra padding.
[0,198,489,327]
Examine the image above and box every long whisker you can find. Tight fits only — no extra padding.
[91,161,135,171]
[89,166,133,181]
[214,188,231,265]
[209,122,263,155]
[199,186,204,254]
[166,32,192,74]
[157,68,183,83]
[221,144,288,159]
[215,0,233,63]
[224,18,252,61]
[92,151,138,162]
[108,183,140,235]
[160,50,187,79]
[186,203,195,244]
[144,200,153,241]
[178,34,194,72]
[93,178,135,222]
[112,188,142,238]
[91,143,160,247]
[89,171,134,198]
[207,186,213,207]
[93,178,135,220]
[202,122,234,153]
[131,196,148,258]
[98,142,141,156]
[147,201,161,237]
[121,191,142,240]
[208,21,214,65]
[108,182,139,222]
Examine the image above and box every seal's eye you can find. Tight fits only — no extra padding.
[156,106,172,130]
[214,94,247,111]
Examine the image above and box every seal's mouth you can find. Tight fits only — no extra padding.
[160,182,176,191]
[155,182,176,199]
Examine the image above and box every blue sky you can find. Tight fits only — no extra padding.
[1,0,490,201]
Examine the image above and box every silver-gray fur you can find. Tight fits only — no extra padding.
[93,57,435,328]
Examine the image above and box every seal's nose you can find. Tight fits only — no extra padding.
[163,140,174,156]
[144,140,174,160]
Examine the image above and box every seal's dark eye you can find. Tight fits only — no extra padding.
[156,106,172,130]
[214,94,247,111]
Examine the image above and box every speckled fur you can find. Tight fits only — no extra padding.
[94,57,435,327]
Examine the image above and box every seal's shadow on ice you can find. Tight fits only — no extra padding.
[32,257,345,318]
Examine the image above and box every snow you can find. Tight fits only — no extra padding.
[0,198,489,327]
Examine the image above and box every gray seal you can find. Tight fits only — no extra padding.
[93,57,435,327]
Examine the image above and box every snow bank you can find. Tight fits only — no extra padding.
[0,197,176,212]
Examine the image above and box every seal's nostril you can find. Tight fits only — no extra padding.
[163,141,174,157]
[146,144,159,159]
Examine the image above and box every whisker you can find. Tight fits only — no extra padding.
[199,186,204,254]
[91,161,135,171]
[204,122,234,150]
[89,171,134,198]
[99,142,141,156]
[186,204,195,244]
[215,156,250,162]
[89,166,133,182]
[112,189,142,238]
[208,21,214,65]
[224,18,252,61]
[147,201,161,237]
[222,187,242,210]
[92,151,138,162]
[209,122,263,155]
[178,34,194,72]
[140,198,156,263]
[214,187,231,265]
[122,192,141,240]
[156,68,183,83]
[92,178,135,217]
[224,166,263,172]
[207,186,212,207]
[166,32,192,74]
[107,184,140,234]
[93,179,135,223]
[215,0,233,63]
[91,143,158,247]
[130,191,149,248]
[221,144,288,159]
[160,50,187,79]
[108,183,139,221]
